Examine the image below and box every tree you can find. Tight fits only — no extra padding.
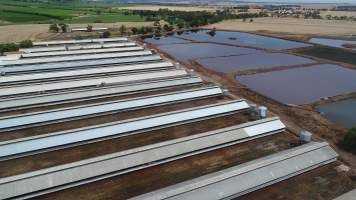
[119,25,127,35]
[163,24,173,32]
[177,22,184,29]
[0,43,19,55]
[96,10,101,15]
[19,40,33,48]
[102,31,111,38]
[342,128,356,154]
[49,24,59,32]
[153,20,160,27]
[87,24,93,32]
[59,23,68,33]
[131,27,138,35]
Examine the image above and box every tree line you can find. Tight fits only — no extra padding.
[132,9,267,28]
[0,40,33,55]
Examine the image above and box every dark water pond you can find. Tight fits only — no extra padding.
[175,30,311,50]
[237,64,356,105]
[144,35,190,45]
[316,98,356,128]
[309,38,356,50]
[157,43,260,63]
[196,53,315,73]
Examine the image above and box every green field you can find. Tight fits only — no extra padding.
[0,0,146,24]
[297,46,356,65]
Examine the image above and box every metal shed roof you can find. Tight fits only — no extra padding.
[334,189,356,200]
[33,37,128,46]
[20,42,137,53]
[0,117,284,199]
[0,86,223,132]
[0,70,187,98]
[0,76,202,111]
[0,55,162,74]
[0,62,174,86]
[0,51,152,66]
[130,142,337,200]
[20,46,143,58]
[0,100,249,160]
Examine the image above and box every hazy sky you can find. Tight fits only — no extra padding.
[242,0,356,3]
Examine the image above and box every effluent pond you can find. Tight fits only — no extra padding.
[309,38,356,51]
[237,64,356,105]
[316,98,356,128]
[148,30,311,50]
[196,53,315,73]
[156,43,260,63]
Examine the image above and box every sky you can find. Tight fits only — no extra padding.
[242,0,356,3]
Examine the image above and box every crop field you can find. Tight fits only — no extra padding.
[117,5,216,12]
[0,0,145,24]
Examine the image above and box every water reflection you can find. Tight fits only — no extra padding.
[237,64,356,105]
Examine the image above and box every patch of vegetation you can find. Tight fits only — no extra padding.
[131,9,267,28]
[297,46,356,65]
[0,39,32,55]
[0,10,53,22]
[342,128,356,154]
[0,0,145,24]
[63,12,144,24]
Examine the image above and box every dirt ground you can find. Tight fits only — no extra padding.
[0,22,153,43]
[238,163,355,200]
[35,132,300,200]
[204,17,356,36]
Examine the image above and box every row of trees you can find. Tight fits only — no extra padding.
[132,9,267,29]
[0,40,33,55]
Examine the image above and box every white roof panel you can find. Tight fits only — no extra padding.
[20,46,143,58]
[0,55,162,74]
[0,70,187,98]
[0,62,174,85]
[33,37,127,46]
[0,77,202,111]
[20,42,137,53]
[0,117,282,199]
[0,51,152,66]
[130,142,337,200]
[0,86,223,131]
[0,100,249,159]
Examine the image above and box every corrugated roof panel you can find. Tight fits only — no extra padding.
[0,55,162,74]
[0,100,249,159]
[0,77,202,111]
[130,142,337,200]
[0,86,223,131]
[0,117,282,199]
[0,70,187,98]
[0,62,174,85]
[244,120,285,136]
[0,51,152,66]
[33,37,127,46]
[20,46,143,58]
[20,42,137,53]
